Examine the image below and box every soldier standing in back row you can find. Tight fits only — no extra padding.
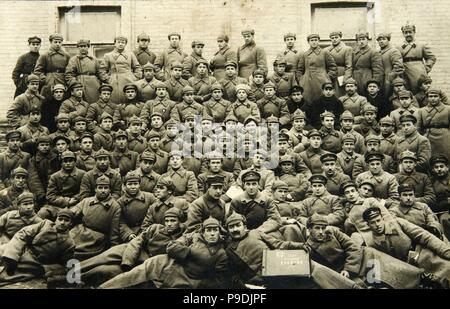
[237,28,268,80]
[154,32,187,81]
[277,33,300,76]
[210,35,237,82]
[376,33,404,98]
[133,33,157,67]
[12,36,41,98]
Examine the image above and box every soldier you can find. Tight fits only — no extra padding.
[51,135,71,161]
[321,153,351,196]
[38,150,84,220]
[48,113,74,142]
[277,33,300,76]
[285,86,310,119]
[7,74,43,128]
[398,23,436,94]
[353,104,380,138]
[298,129,331,174]
[71,175,121,260]
[268,56,297,99]
[17,105,50,154]
[379,116,398,158]
[324,31,353,98]
[237,28,268,80]
[393,114,431,172]
[226,84,261,124]
[188,60,217,104]
[164,61,188,103]
[113,83,144,130]
[415,76,448,107]
[92,112,114,151]
[154,32,187,81]
[210,34,237,81]
[40,84,66,133]
[85,84,115,132]
[144,112,166,139]
[389,77,419,109]
[338,78,368,122]
[0,131,30,190]
[134,62,157,102]
[429,154,450,240]
[71,116,89,152]
[248,69,266,103]
[59,81,89,123]
[110,130,139,177]
[365,79,393,120]
[310,82,344,129]
[318,110,344,153]
[159,119,182,153]
[33,33,70,102]
[220,61,248,103]
[140,81,178,128]
[339,110,365,154]
[161,150,198,203]
[143,133,168,175]
[133,33,157,67]
[256,82,290,127]
[197,155,234,197]
[376,33,404,97]
[0,167,29,216]
[65,39,102,103]
[297,34,337,104]
[12,36,41,98]
[117,171,156,243]
[276,155,309,202]
[182,40,207,80]
[286,109,309,150]
[203,83,231,123]
[337,134,363,179]
[296,174,345,228]
[352,32,384,96]
[99,35,142,103]
[75,133,96,172]
[172,86,204,123]
[389,90,419,130]
[79,148,123,200]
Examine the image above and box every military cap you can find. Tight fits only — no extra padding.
[320,153,337,163]
[164,207,184,220]
[26,74,39,84]
[128,115,142,125]
[36,135,52,144]
[308,129,322,138]
[67,80,83,90]
[266,115,279,124]
[206,175,225,186]
[49,33,63,42]
[205,150,223,161]
[226,212,246,227]
[224,114,238,123]
[329,31,343,38]
[342,133,356,143]
[306,213,328,228]
[252,69,266,77]
[365,151,384,163]
[123,83,138,92]
[73,116,86,124]
[150,111,163,119]
[243,115,259,126]
[167,32,181,40]
[95,148,110,159]
[77,39,90,46]
[17,191,34,204]
[401,22,416,33]
[98,84,113,93]
[28,36,42,44]
[137,33,150,41]
[96,175,110,186]
[273,56,287,66]
[191,40,205,48]
[184,112,196,121]
[398,183,415,194]
[152,81,166,91]
[182,85,195,94]
[344,78,358,86]
[263,81,277,90]
[399,114,417,124]
[355,32,369,40]
[361,104,378,114]
[124,171,141,183]
[362,207,382,221]
[235,84,251,94]
[241,27,255,35]
[307,34,320,41]
[379,116,394,125]
[52,135,71,146]
[366,79,381,88]
[398,90,412,99]
[169,150,184,159]
[253,148,268,158]
[292,108,306,120]
[156,177,175,190]
[165,118,179,128]
[272,180,289,191]
[242,170,261,183]
[202,114,214,123]
[52,84,67,92]
[340,181,357,193]
[195,59,209,68]
[398,150,417,162]
[392,77,405,86]
[171,61,183,69]
[11,167,28,178]
[320,110,335,119]
[322,82,334,90]
[146,131,161,141]
[142,62,155,71]
[376,33,391,40]
[359,178,376,190]
[284,32,297,40]
[114,35,128,42]
[57,208,74,220]
[5,130,21,141]
[427,88,440,96]
[140,150,156,162]
[80,132,94,142]
[211,82,223,91]
[340,110,354,121]
[279,154,294,164]
[217,34,229,42]
[55,113,70,122]
[309,174,327,185]
[99,112,113,122]
[225,61,238,68]
[61,151,76,160]
[113,129,128,140]
[430,154,449,166]
[418,75,432,86]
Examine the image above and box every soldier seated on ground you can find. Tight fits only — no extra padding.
[0,167,30,216]
[0,131,30,190]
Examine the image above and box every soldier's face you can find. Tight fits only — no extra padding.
[275,64,286,74]
[243,33,254,45]
[394,84,405,93]
[342,141,355,153]
[428,93,440,105]
[237,90,248,101]
[264,87,276,98]
[169,36,180,48]
[169,155,183,169]
[359,184,374,198]
[156,88,166,98]
[193,44,204,55]
[80,138,93,153]
[212,89,223,100]
[367,83,379,95]
[244,180,259,196]
[344,187,359,203]
[322,86,334,98]
[244,121,257,134]
[156,185,172,200]
[53,89,65,101]
[209,159,222,173]
[138,39,149,49]
[323,161,336,175]
[51,39,62,50]
[125,180,140,196]
[311,183,326,196]
[62,157,76,172]
[125,89,137,100]
[280,162,293,174]
[208,184,223,200]
[185,117,195,129]
[321,116,334,129]
[129,123,141,134]
[100,118,113,131]
[421,81,432,91]
[171,67,182,79]
[115,136,128,149]
[96,156,110,170]
[345,84,357,95]
[278,140,289,153]
[115,39,127,51]
[196,63,208,75]
[401,121,416,136]
[19,200,35,218]
[310,224,327,242]
[330,35,341,46]
[368,160,382,174]
[357,37,368,48]
[55,140,68,153]
[293,118,305,130]
[309,136,322,149]
[29,111,41,124]
[285,37,296,48]
[400,191,415,206]
[225,66,236,77]
[341,119,353,130]
[148,137,161,150]
[7,137,20,151]
[273,188,288,201]
[96,184,111,200]
[380,123,394,135]
[377,37,389,49]
[28,81,39,92]
[291,91,303,102]
[72,87,83,98]
[164,217,181,234]
[252,154,265,167]
[308,38,319,48]
[202,120,212,133]
[399,97,412,108]
[432,163,449,177]
[151,116,163,128]
[74,121,87,133]
[366,141,379,152]
[144,69,154,80]
[78,45,89,55]
[253,75,264,85]
[367,216,385,235]
[140,159,155,173]
[401,158,416,173]
[55,216,72,232]
[364,112,376,123]
[203,226,220,244]
[167,125,179,137]
[37,142,50,154]
[12,175,27,189]
[217,40,227,49]
[29,42,41,53]
[183,92,194,103]
[228,221,246,239]
[403,30,415,42]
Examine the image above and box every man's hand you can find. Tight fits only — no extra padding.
[2,257,18,276]
[340,270,350,278]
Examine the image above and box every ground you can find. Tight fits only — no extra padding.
[0,279,47,289]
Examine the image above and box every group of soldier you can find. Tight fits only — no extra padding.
[0,21,449,289]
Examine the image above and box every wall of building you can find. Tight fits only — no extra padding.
[0,0,449,116]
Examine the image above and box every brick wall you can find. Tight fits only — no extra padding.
[0,0,449,117]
